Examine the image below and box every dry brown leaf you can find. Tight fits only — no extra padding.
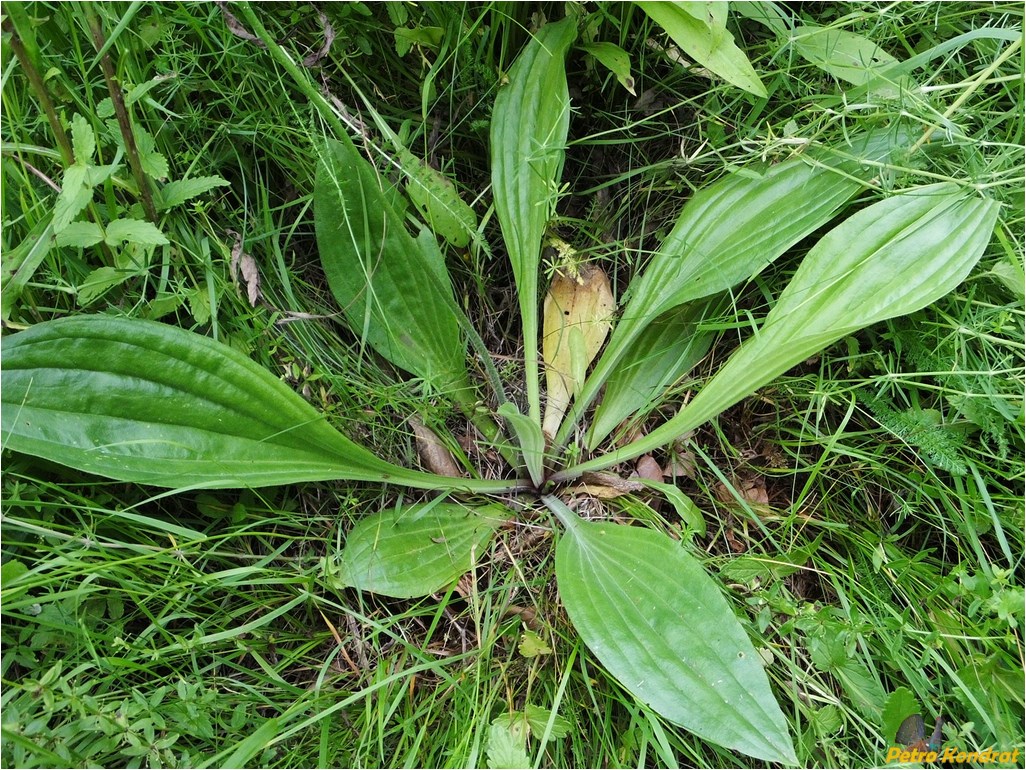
[714,477,770,508]
[302,10,335,67]
[410,416,463,478]
[572,472,645,499]
[635,455,664,483]
[542,260,614,437]
[228,229,261,307]
[216,2,264,45]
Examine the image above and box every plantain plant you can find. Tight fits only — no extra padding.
[1,12,1000,766]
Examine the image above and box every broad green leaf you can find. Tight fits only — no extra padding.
[791,25,909,98]
[314,136,471,393]
[497,402,546,487]
[156,176,231,211]
[55,221,105,248]
[2,218,55,321]
[85,161,122,188]
[987,259,1025,298]
[491,17,576,422]
[581,41,636,94]
[53,164,94,232]
[731,2,790,37]
[104,218,169,246]
[589,297,722,449]
[328,503,508,598]
[560,127,907,445]
[398,145,478,248]
[556,519,796,764]
[634,478,706,537]
[70,113,96,164]
[676,1,728,28]
[0,316,504,492]
[638,1,767,97]
[622,128,903,325]
[566,184,999,475]
[393,25,444,57]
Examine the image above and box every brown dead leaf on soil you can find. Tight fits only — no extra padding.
[410,416,463,478]
[635,455,664,483]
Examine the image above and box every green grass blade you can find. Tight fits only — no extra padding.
[491,16,577,425]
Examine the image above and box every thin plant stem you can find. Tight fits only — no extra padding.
[83,2,158,223]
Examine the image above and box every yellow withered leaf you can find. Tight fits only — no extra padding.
[542,263,614,438]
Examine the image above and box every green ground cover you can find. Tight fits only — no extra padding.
[2,2,1023,767]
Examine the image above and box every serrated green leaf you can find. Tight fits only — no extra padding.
[882,687,922,743]
[0,316,497,491]
[97,97,115,119]
[486,717,531,770]
[157,176,231,211]
[524,704,571,739]
[2,218,55,321]
[133,123,169,180]
[399,146,478,248]
[55,221,105,248]
[329,503,508,598]
[581,41,636,94]
[571,184,999,474]
[85,162,122,187]
[104,218,169,246]
[314,137,472,393]
[638,1,767,97]
[70,113,96,164]
[53,165,94,232]
[76,265,135,306]
[556,519,797,763]
[492,17,577,422]
[519,629,552,658]
[186,286,212,325]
